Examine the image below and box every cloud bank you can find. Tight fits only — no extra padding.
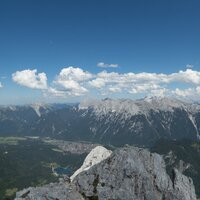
[11,67,200,100]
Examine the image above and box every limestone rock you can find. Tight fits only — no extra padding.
[15,181,84,200]
[73,146,197,200]
[70,146,112,181]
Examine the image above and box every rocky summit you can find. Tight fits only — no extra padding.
[15,146,197,200]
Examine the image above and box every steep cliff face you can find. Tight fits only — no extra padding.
[15,146,197,200]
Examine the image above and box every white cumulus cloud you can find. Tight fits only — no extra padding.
[89,78,106,88]
[12,69,47,89]
[129,83,161,94]
[97,62,119,68]
[168,69,200,85]
[47,87,68,97]
[108,87,122,93]
[53,67,92,96]
[150,88,167,97]
[0,82,3,88]
[56,67,93,82]
[172,88,194,97]
[186,64,193,68]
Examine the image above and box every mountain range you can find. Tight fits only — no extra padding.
[1,97,200,146]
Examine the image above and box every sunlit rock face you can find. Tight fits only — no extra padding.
[70,146,112,181]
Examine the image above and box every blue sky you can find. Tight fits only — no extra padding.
[1,0,200,104]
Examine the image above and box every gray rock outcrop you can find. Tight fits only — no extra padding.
[15,146,197,200]
[73,146,196,200]
[15,180,85,200]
